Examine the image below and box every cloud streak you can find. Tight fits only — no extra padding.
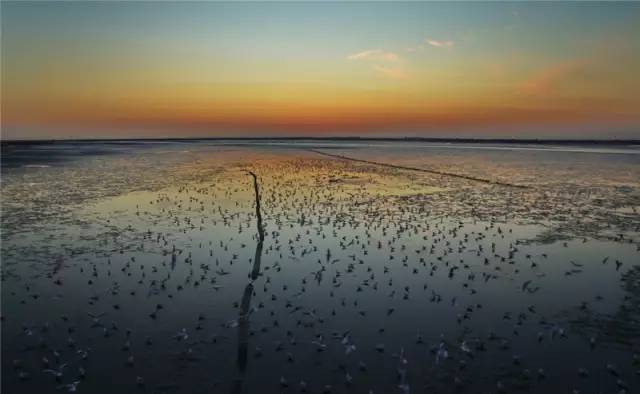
[372,65,407,80]
[347,49,400,62]
[426,39,454,48]
[347,48,406,80]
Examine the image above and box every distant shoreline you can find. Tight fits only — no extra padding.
[2,137,639,146]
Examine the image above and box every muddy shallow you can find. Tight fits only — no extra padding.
[2,141,639,393]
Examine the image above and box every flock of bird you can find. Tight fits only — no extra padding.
[2,154,639,394]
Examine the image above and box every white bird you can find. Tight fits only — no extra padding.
[57,380,81,392]
[342,334,356,355]
[311,340,327,352]
[174,328,189,341]
[435,342,448,365]
[43,363,68,381]
[398,382,410,394]
[460,341,472,355]
[394,347,408,365]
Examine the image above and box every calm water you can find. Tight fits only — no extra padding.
[2,140,639,394]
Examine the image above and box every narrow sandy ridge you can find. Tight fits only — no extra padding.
[307,149,530,189]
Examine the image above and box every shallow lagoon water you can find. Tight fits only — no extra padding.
[2,141,640,393]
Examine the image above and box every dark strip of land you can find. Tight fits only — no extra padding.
[2,137,639,146]
[307,149,530,189]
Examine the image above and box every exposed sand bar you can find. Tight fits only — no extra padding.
[307,149,530,188]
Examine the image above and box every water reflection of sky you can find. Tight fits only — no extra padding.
[2,141,639,393]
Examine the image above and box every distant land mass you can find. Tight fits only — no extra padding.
[2,137,639,146]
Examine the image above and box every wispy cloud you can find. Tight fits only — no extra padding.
[372,65,407,80]
[347,49,400,62]
[426,39,454,48]
[347,48,406,79]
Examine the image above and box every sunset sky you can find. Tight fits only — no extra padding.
[2,1,639,139]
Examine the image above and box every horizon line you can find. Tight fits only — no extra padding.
[2,136,639,145]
